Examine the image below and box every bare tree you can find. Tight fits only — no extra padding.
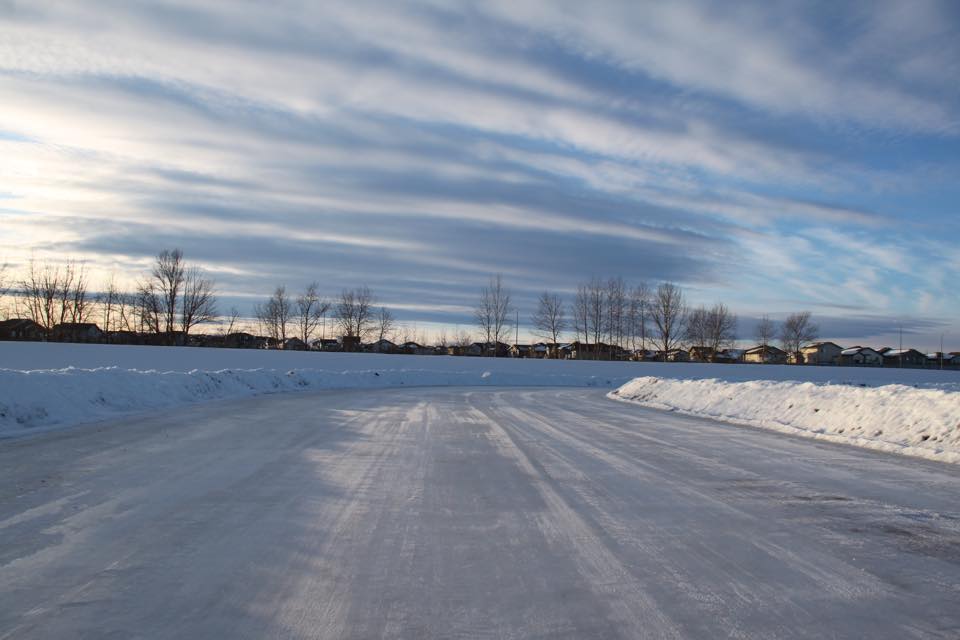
[604,277,627,357]
[375,306,396,342]
[64,262,90,324]
[0,261,8,319]
[531,291,566,357]
[651,282,687,359]
[572,283,590,349]
[335,286,375,349]
[113,290,138,333]
[474,274,512,356]
[684,305,710,352]
[628,283,650,352]
[294,282,329,346]
[754,314,777,360]
[180,267,217,337]
[255,285,292,347]
[586,277,605,354]
[98,275,123,333]
[223,306,241,336]
[152,249,186,336]
[0,262,8,320]
[780,311,818,363]
[705,303,737,361]
[19,259,59,332]
[454,328,473,349]
[19,259,90,332]
[135,281,162,335]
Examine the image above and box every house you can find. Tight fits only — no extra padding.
[688,346,718,362]
[368,338,397,354]
[0,318,46,341]
[51,322,103,343]
[924,352,960,369]
[282,337,308,351]
[743,345,787,364]
[839,346,883,366]
[800,342,843,366]
[107,330,146,345]
[224,332,262,349]
[340,336,362,352]
[399,341,434,356]
[188,334,224,348]
[718,348,744,363]
[881,348,927,368]
[509,344,533,358]
[141,331,185,347]
[466,342,486,356]
[663,349,690,362]
[566,341,619,360]
[630,349,658,362]
[466,342,509,357]
[311,338,340,352]
[532,343,550,359]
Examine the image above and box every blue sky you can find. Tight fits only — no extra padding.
[1,0,958,348]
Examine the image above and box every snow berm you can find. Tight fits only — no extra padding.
[610,377,960,464]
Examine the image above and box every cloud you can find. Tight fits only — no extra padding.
[0,0,957,340]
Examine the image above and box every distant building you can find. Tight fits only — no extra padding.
[311,338,340,352]
[800,342,843,366]
[839,346,883,366]
[224,332,262,349]
[340,336,362,352]
[0,318,46,341]
[281,337,307,351]
[743,345,787,364]
[51,322,103,343]
[663,349,690,362]
[880,348,926,368]
[509,344,533,358]
[688,346,716,362]
[718,348,744,363]
[399,341,434,356]
[368,339,397,354]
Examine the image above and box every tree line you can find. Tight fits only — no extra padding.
[480,274,819,361]
[0,251,822,359]
[1,250,216,343]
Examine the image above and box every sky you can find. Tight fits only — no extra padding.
[1,0,958,349]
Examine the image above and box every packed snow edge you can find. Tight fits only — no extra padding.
[0,365,629,436]
[609,376,960,464]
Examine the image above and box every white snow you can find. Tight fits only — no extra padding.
[610,377,960,464]
[1,342,958,445]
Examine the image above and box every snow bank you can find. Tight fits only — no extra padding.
[610,377,960,464]
[0,366,625,436]
[0,342,956,439]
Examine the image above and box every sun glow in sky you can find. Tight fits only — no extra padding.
[1,1,958,348]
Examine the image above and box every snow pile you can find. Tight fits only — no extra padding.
[0,365,626,436]
[610,377,960,464]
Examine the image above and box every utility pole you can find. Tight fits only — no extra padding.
[899,324,903,368]
[941,333,945,370]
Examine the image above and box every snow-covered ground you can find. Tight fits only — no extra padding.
[1,342,958,454]
[611,377,960,464]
